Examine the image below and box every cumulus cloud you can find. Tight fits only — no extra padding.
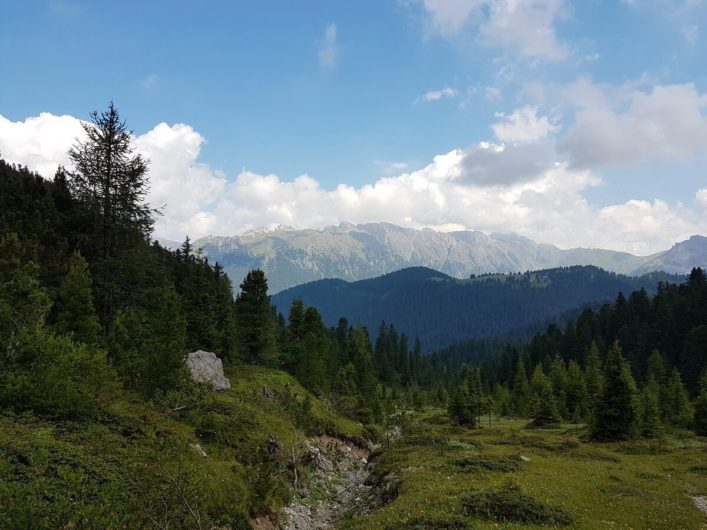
[2,111,705,254]
[318,23,338,70]
[419,0,568,61]
[560,82,707,167]
[492,106,558,143]
[0,112,84,177]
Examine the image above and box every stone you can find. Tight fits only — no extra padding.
[190,443,208,458]
[185,350,231,391]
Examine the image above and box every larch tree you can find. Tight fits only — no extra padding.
[67,102,156,327]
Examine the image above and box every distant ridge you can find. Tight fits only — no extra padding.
[157,222,706,293]
[272,265,684,351]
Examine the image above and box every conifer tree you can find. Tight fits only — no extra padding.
[592,341,639,441]
[529,382,560,428]
[639,376,663,439]
[662,368,693,428]
[54,251,101,345]
[584,342,603,417]
[234,269,277,365]
[67,102,156,327]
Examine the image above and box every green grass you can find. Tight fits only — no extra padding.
[344,409,707,530]
[0,364,366,529]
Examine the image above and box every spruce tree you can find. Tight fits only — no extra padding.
[639,376,663,439]
[592,341,639,441]
[54,251,101,346]
[234,269,277,365]
[663,368,693,428]
[584,342,603,417]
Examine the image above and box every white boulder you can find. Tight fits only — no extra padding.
[186,350,231,391]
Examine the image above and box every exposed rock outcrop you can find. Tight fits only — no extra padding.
[186,350,231,391]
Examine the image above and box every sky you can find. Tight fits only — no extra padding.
[1,0,706,254]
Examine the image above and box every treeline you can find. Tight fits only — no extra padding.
[0,104,442,423]
[448,269,707,439]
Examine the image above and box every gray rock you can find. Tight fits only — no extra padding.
[186,350,231,391]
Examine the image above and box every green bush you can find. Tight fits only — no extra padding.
[463,482,573,526]
[0,329,116,419]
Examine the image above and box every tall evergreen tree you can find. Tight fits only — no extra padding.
[67,102,156,327]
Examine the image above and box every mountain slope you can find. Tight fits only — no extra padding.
[271,266,682,351]
[632,235,707,275]
[183,223,705,293]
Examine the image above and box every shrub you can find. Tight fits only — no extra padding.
[463,482,573,526]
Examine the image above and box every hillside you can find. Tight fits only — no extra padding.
[0,364,367,528]
[180,222,706,293]
[272,266,681,351]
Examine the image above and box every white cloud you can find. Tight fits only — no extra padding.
[561,82,707,167]
[492,105,558,143]
[681,24,699,44]
[416,87,459,103]
[0,112,84,177]
[697,188,707,208]
[375,160,410,174]
[418,0,568,61]
[318,24,338,70]
[479,0,568,61]
[421,0,484,34]
[2,111,705,254]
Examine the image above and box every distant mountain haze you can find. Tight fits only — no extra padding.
[159,223,707,293]
[271,266,683,352]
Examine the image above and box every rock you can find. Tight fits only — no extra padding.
[186,350,231,391]
[190,443,208,458]
[520,455,530,462]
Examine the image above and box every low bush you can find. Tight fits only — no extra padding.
[462,482,573,526]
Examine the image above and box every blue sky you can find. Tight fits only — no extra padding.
[1,1,706,253]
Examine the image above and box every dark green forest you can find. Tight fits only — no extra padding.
[445,268,707,440]
[272,265,681,351]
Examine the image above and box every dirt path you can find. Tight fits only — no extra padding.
[279,435,375,529]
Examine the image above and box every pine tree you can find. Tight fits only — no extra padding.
[54,251,101,345]
[592,341,639,441]
[234,269,277,365]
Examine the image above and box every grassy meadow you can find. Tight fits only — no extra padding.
[346,410,707,530]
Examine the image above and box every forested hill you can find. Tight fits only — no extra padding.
[272,266,682,351]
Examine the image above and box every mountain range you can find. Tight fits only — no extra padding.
[271,266,682,352]
[160,223,707,293]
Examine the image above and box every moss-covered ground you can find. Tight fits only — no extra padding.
[345,409,707,530]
